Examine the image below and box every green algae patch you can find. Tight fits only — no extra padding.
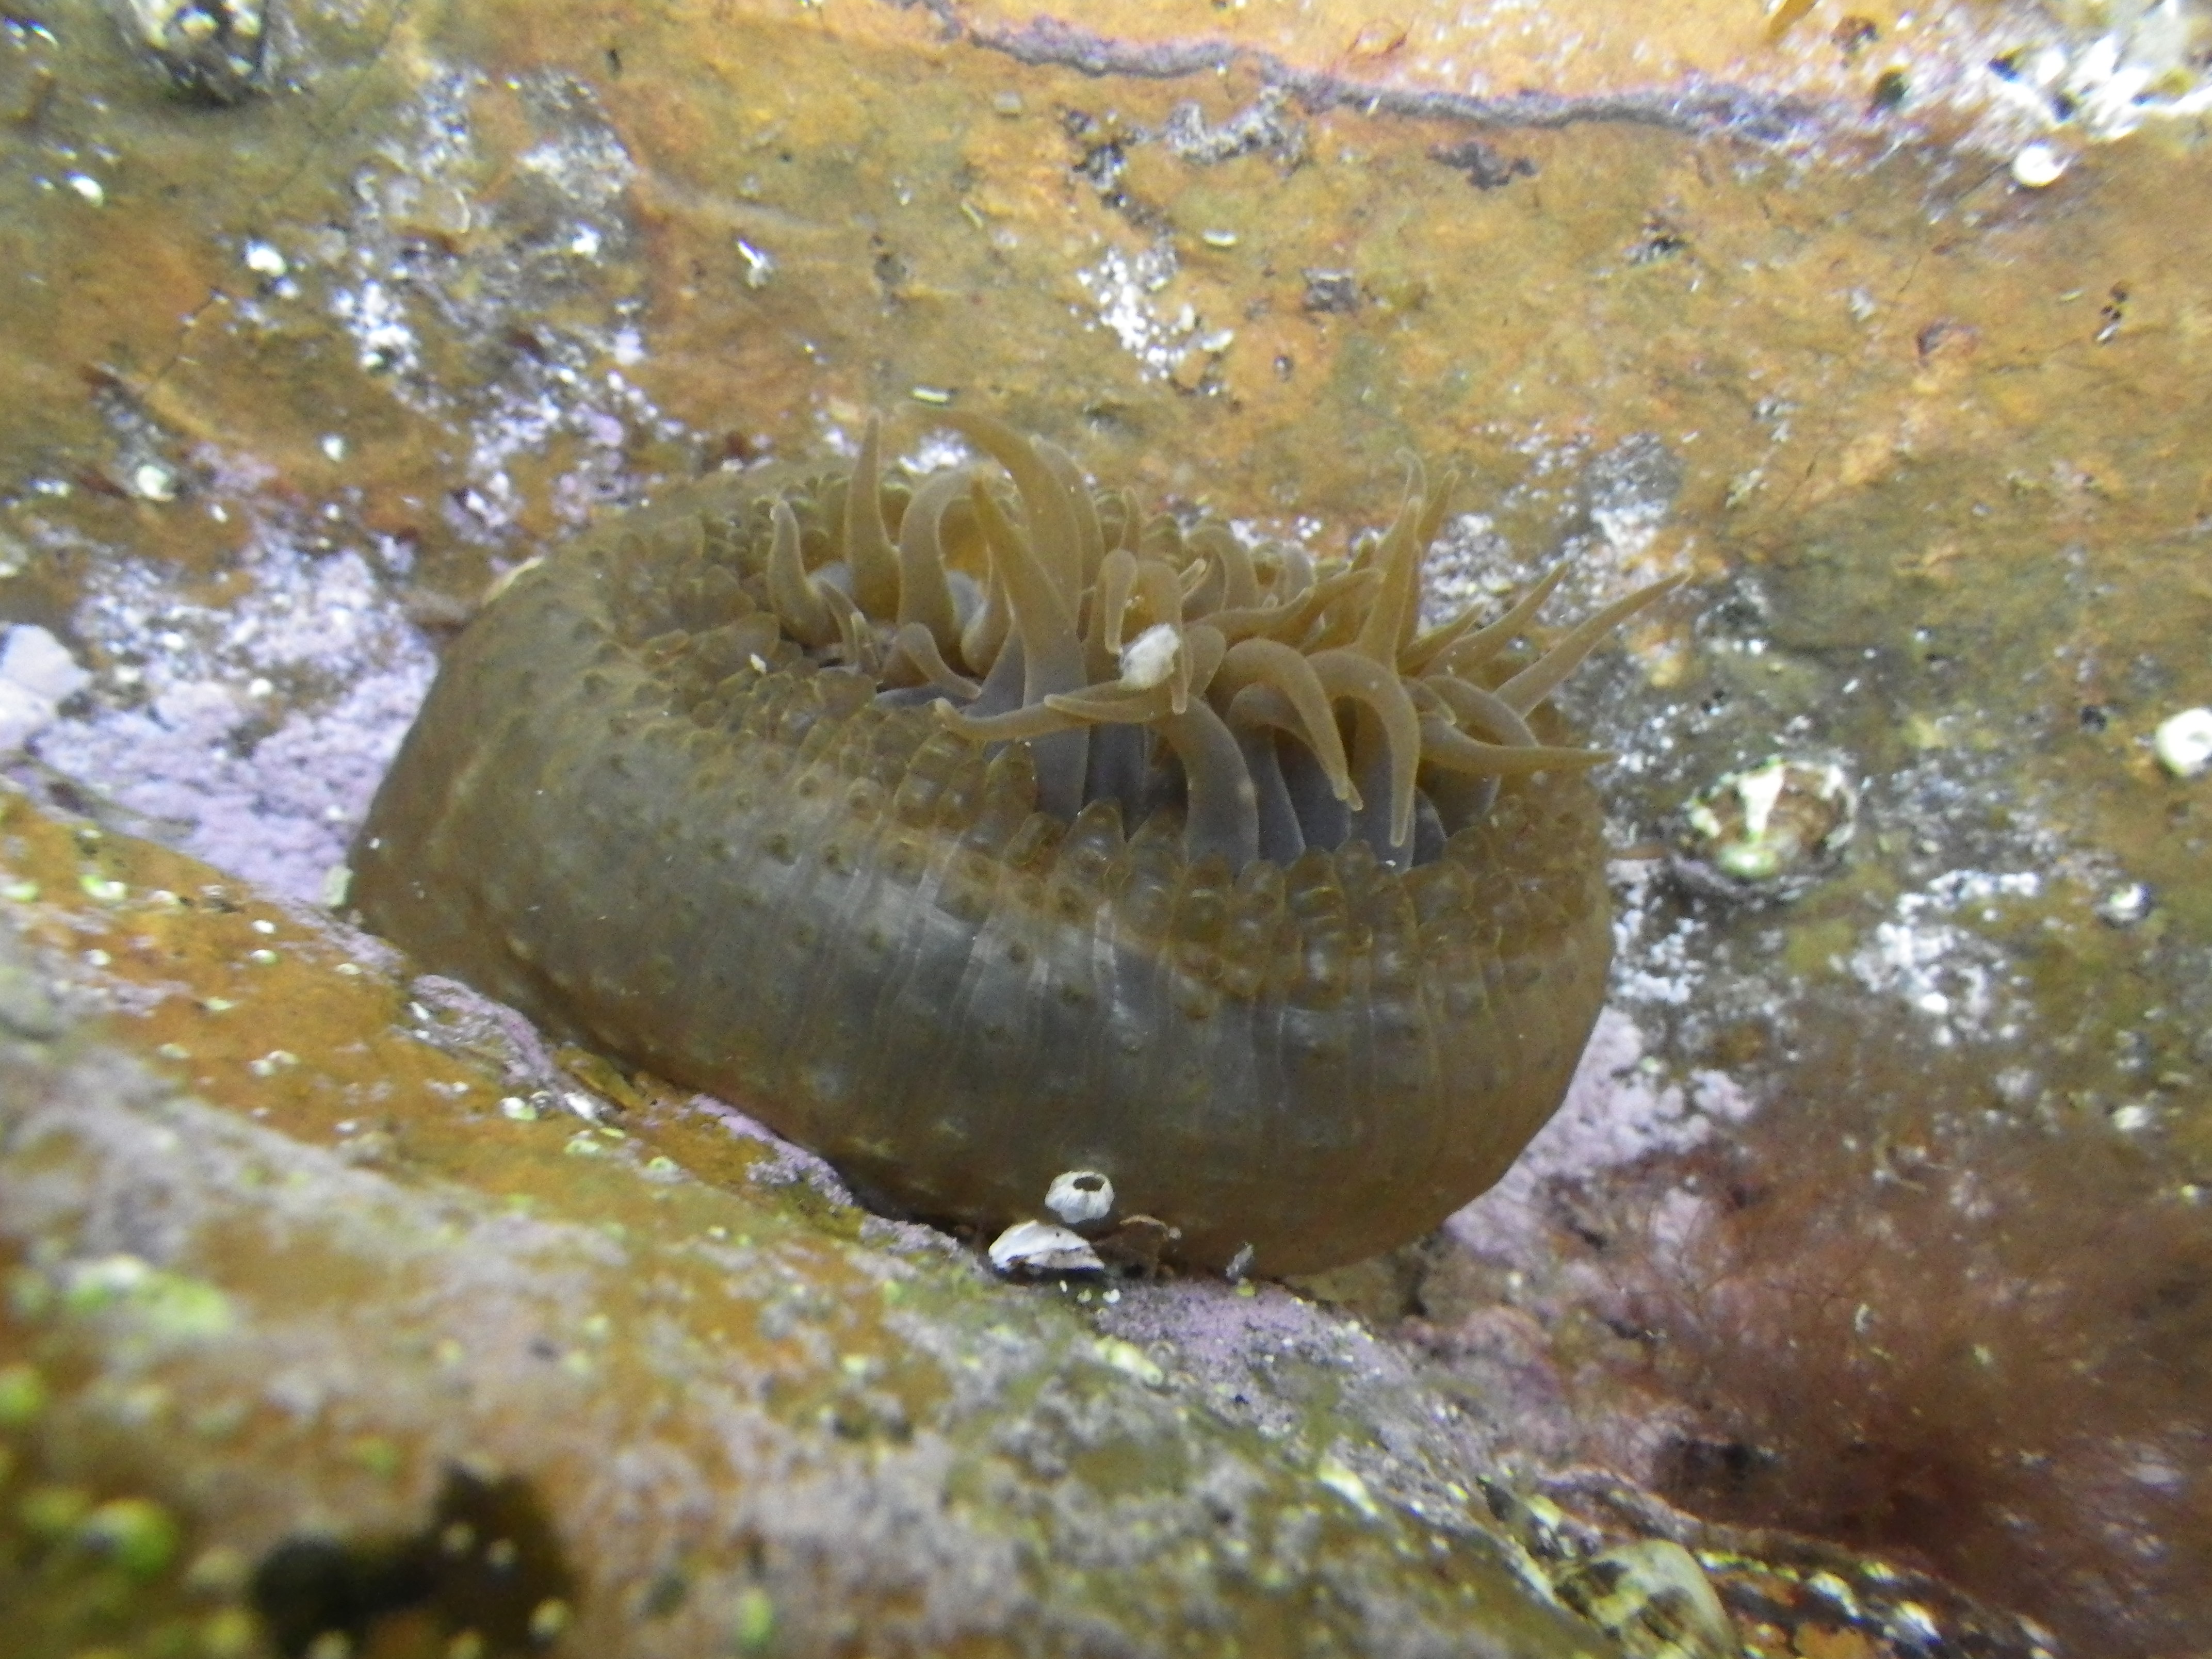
[0,1359,48,1426]
[50,1256,234,1346]
[78,1495,184,1580]
[0,1423,236,1659]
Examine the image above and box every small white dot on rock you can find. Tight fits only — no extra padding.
[2011,142,2067,188]
[2097,883,2151,927]
[2152,707,2212,779]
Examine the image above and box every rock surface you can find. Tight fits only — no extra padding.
[0,787,1626,1656]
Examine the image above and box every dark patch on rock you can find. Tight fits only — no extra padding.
[251,1466,576,1657]
[1429,137,1537,189]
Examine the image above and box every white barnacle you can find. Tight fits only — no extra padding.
[1682,755,1856,886]
[987,1219,1103,1276]
[1045,1168,1114,1226]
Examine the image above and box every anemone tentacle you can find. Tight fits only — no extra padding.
[759,413,1678,873]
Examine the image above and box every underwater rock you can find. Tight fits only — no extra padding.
[0,777,2081,1659]
[0,785,1654,1656]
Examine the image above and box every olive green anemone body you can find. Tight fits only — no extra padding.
[351,416,1673,1274]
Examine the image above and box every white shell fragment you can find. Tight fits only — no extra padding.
[2153,707,2212,779]
[987,1220,1104,1276]
[1118,623,1181,690]
[1045,1169,1114,1226]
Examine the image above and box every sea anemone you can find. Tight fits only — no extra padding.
[350,414,1676,1273]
